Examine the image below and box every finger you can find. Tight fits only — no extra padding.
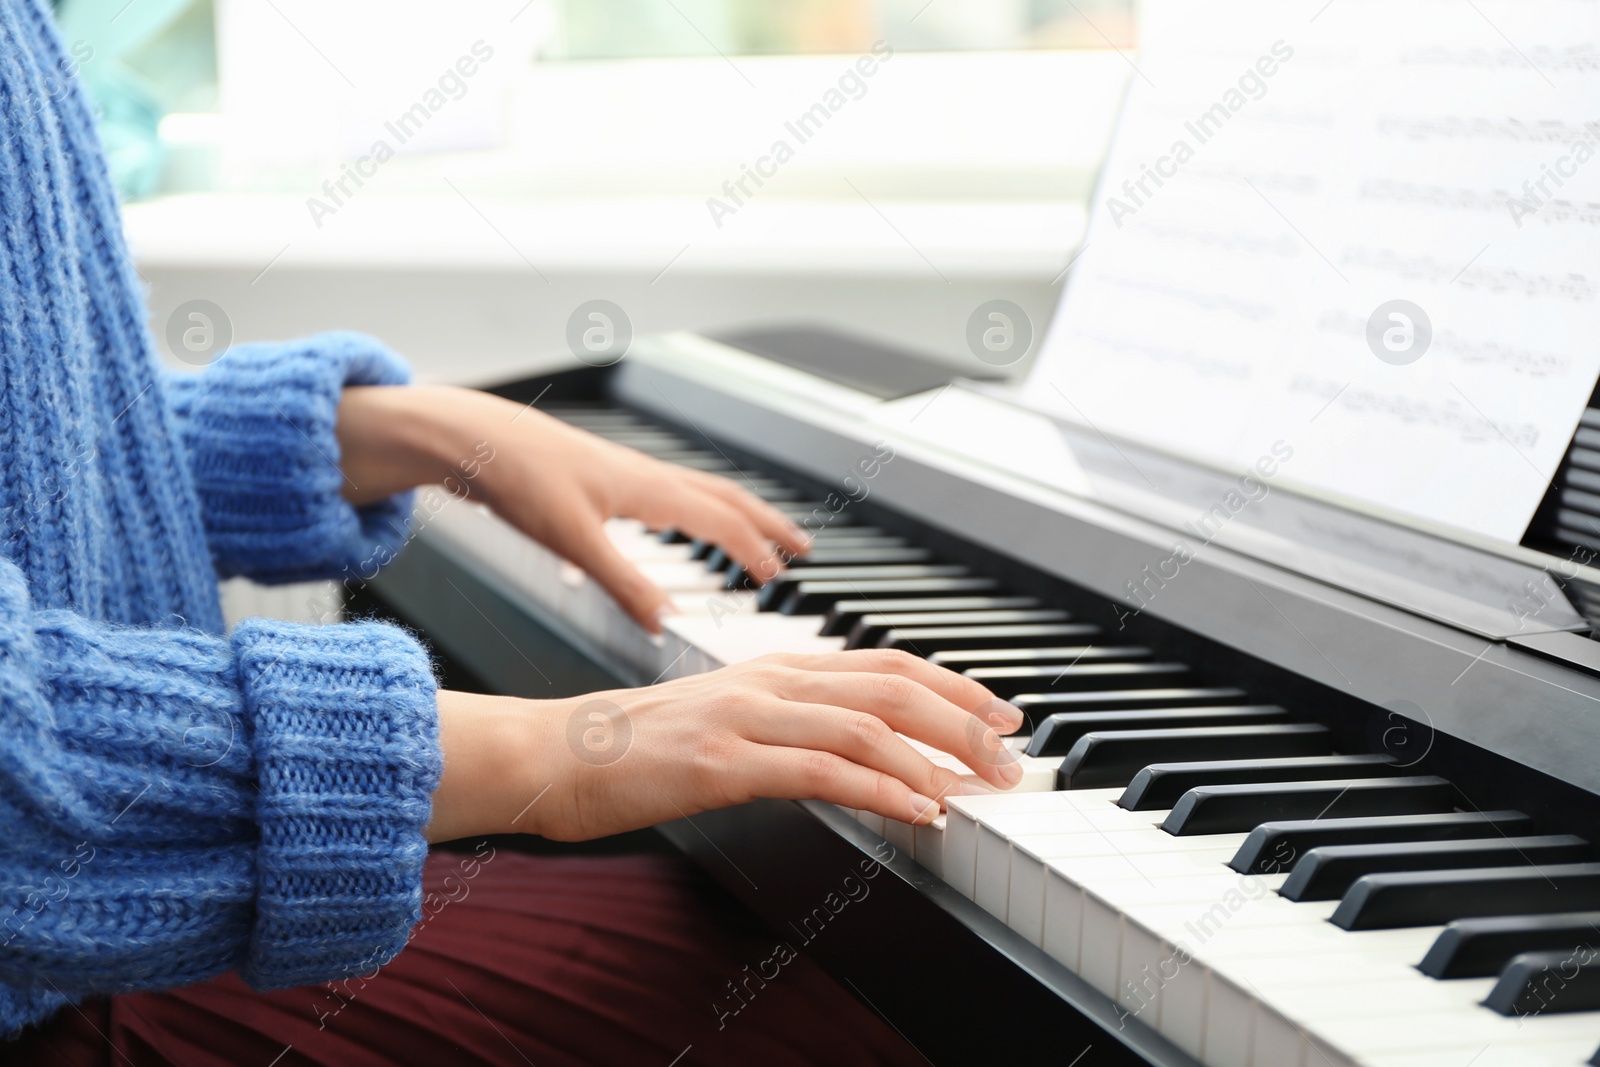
[742,700,998,801]
[764,671,1024,789]
[760,648,1023,732]
[565,524,672,632]
[741,743,945,826]
[646,489,788,583]
[683,470,812,557]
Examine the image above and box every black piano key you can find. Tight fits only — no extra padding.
[1330,862,1600,932]
[847,609,1070,650]
[1161,776,1455,837]
[1485,950,1600,1016]
[1228,810,1532,875]
[929,645,1152,670]
[1058,724,1332,790]
[757,565,970,611]
[684,515,877,556]
[1421,911,1600,979]
[726,547,928,572]
[772,503,861,524]
[879,623,1101,654]
[736,481,802,503]
[652,453,737,472]
[963,661,1191,700]
[1556,525,1600,554]
[1567,467,1600,495]
[1121,754,1397,811]
[822,596,1039,637]
[779,578,1002,614]
[1024,704,1287,758]
[552,416,652,433]
[755,546,932,570]
[710,536,911,573]
[1014,688,1250,734]
[1555,508,1600,536]
[589,432,694,451]
[726,547,936,590]
[1281,836,1590,902]
[1566,446,1600,474]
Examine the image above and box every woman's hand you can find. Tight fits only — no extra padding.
[336,384,809,631]
[425,650,1027,844]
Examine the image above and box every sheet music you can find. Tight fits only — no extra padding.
[1022,0,1600,542]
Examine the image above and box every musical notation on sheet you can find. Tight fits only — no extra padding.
[1020,0,1600,541]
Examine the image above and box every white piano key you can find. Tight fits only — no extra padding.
[1309,1007,1600,1061]
[1116,914,1171,1029]
[929,752,1062,793]
[664,612,845,665]
[1361,1041,1600,1067]
[670,588,758,616]
[1013,844,1236,949]
[603,519,695,562]
[1076,855,1265,1010]
[636,560,735,593]
[975,802,1152,921]
[855,809,887,837]
[1080,893,1123,997]
[1158,938,1209,1061]
[1042,867,1087,971]
[1304,1039,1360,1067]
[958,792,1103,918]
[1186,917,1600,1063]
[882,811,917,858]
[944,792,1091,902]
[914,814,947,878]
[1204,970,1255,1067]
[1006,829,1246,935]
[1266,976,1498,1023]
[942,796,982,899]
[1250,1004,1308,1067]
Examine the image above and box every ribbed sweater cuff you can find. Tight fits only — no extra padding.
[167,331,418,585]
[232,618,440,990]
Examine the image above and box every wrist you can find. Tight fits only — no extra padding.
[427,689,565,843]
[337,385,495,506]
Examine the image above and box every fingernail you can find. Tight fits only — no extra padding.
[981,728,1018,762]
[985,699,1026,733]
[655,602,683,623]
[908,792,940,824]
[993,746,1023,785]
[953,780,997,796]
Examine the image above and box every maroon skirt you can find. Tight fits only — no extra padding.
[9,849,926,1066]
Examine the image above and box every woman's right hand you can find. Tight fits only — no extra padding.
[425,650,1026,844]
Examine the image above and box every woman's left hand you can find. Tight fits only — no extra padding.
[336,384,810,631]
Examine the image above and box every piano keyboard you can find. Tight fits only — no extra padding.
[420,403,1600,1067]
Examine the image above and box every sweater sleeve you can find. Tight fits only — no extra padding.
[164,332,419,585]
[0,558,441,1034]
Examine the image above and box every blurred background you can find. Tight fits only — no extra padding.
[47,0,1134,621]
[55,0,1132,387]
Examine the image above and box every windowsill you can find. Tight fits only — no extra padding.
[123,193,1086,280]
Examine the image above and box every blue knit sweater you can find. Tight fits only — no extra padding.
[0,0,442,1035]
